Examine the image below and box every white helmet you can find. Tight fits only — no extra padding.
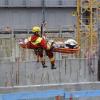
[64,39,78,46]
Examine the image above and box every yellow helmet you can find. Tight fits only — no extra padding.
[32,26,41,33]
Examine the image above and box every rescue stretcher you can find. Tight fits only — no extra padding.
[53,47,80,54]
[19,43,80,54]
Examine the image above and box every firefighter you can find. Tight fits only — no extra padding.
[27,26,56,69]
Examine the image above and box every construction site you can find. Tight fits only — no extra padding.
[0,0,100,100]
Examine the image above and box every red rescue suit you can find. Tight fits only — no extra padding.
[26,34,55,69]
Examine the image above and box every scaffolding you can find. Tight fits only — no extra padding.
[76,0,99,57]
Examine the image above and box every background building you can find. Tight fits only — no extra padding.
[0,0,100,94]
[0,0,77,32]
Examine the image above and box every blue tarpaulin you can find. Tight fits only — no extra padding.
[1,90,64,100]
[0,89,100,100]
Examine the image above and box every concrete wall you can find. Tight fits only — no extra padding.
[0,0,76,31]
[0,58,98,87]
[0,33,98,87]
[0,7,76,30]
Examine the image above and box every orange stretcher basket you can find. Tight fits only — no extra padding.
[53,47,80,54]
[19,43,80,54]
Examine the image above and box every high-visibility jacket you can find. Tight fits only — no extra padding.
[28,35,50,50]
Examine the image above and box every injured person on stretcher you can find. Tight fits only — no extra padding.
[19,38,79,54]
[48,38,78,49]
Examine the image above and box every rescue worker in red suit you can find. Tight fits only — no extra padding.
[27,26,56,69]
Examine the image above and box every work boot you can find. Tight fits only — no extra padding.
[51,64,56,69]
[41,61,47,68]
[42,64,48,68]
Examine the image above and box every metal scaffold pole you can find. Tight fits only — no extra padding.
[98,5,100,80]
[76,0,81,49]
[76,0,99,78]
[41,0,46,36]
[98,23,100,80]
[89,0,93,50]
[76,0,98,52]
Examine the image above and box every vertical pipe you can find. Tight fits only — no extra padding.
[76,0,81,56]
[76,0,81,46]
[98,7,100,80]
[98,31,100,80]
[65,57,67,74]
[41,0,46,36]
[89,0,93,50]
